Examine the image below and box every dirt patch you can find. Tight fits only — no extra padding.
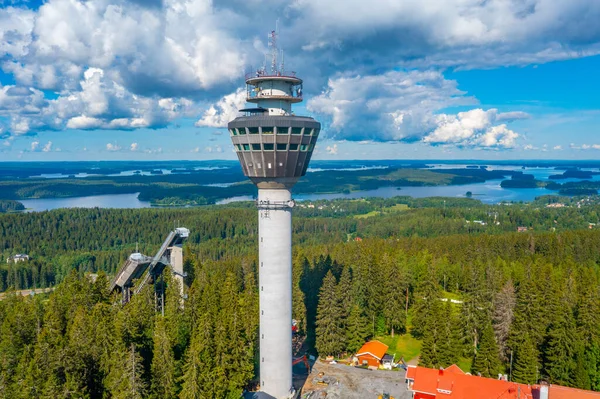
[300,361,411,399]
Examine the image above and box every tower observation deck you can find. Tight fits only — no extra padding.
[228,27,320,399]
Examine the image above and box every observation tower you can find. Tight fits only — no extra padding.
[228,27,320,399]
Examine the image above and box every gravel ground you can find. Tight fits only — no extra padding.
[300,361,412,399]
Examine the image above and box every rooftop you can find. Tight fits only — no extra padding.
[355,340,389,361]
[408,365,600,399]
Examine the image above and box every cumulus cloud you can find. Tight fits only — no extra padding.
[42,141,52,152]
[326,144,338,155]
[130,142,138,151]
[30,141,39,151]
[309,71,522,149]
[553,145,563,150]
[1,0,600,145]
[195,89,246,128]
[424,109,519,149]
[106,143,121,151]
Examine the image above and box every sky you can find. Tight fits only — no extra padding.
[1,0,600,161]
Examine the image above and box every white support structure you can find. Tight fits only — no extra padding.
[169,245,184,300]
[258,188,294,398]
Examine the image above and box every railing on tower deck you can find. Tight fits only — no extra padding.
[245,70,298,80]
[246,88,303,101]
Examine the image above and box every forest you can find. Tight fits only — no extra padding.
[1,196,600,397]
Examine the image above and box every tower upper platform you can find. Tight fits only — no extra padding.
[228,26,320,189]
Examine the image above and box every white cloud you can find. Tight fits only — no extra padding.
[191,147,200,153]
[553,145,563,150]
[0,0,599,147]
[309,72,522,149]
[130,142,138,151]
[30,140,39,151]
[523,144,538,151]
[106,143,121,151]
[42,141,52,152]
[326,144,339,155]
[196,88,246,128]
[424,110,519,149]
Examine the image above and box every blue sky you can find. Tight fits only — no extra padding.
[1,0,600,161]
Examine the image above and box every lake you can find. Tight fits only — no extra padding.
[19,180,558,212]
[20,193,150,212]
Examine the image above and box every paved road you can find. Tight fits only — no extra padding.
[301,361,411,399]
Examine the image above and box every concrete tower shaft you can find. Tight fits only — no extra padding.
[227,26,320,399]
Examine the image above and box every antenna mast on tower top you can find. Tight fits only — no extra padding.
[269,20,279,74]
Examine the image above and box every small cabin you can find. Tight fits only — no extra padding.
[354,340,389,368]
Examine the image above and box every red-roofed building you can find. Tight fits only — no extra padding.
[354,340,389,368]
[406,365,600,399]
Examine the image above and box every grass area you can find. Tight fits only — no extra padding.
[377,333,423,363]
[353,203,410,219]
[457,357,473,373]
[354,210,381,219]
[441,291,463,301]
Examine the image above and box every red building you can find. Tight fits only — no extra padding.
[406,364,600,399]
[355,340,389,368]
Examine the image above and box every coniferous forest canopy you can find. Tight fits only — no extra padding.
[1,196,600,397]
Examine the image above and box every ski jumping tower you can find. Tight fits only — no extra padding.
[228,27,320,399]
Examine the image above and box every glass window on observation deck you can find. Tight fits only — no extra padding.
[276,143,287,151]
[291,127,303,135]
[243,144,250,151]
[251,144,261,151]
[289,143,299,151]
[248,127,259,134]
[236,128,246,135]
[263,143,274,151]
[300,144,308,152]
[235,144,242,151]
[261,127,274,134]
[230,129,237,136]
[276,127,289,134]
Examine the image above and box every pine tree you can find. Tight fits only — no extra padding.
[345,304,370,354]
[472,320,501,378]
[512,333,538,384]
[150,317,177,399]
[315,271,344,357]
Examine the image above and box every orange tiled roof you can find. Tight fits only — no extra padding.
[355,340,389,361]
[409,365,600,399]
[410,366,533,399]
[549,385,600,399]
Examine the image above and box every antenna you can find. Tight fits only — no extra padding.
[280,49,284,73]
[269,20,279,74]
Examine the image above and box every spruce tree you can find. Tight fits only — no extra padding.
[543,305,579,387]
[472,320,501,378]
[179,315,213,399]
[438,300,460,367]
[345,304,370,354]
[150,317,177,399]
[315,271,344,357]
[512,333,538,384]
[419,299,443,368]
[106,343,147,399]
